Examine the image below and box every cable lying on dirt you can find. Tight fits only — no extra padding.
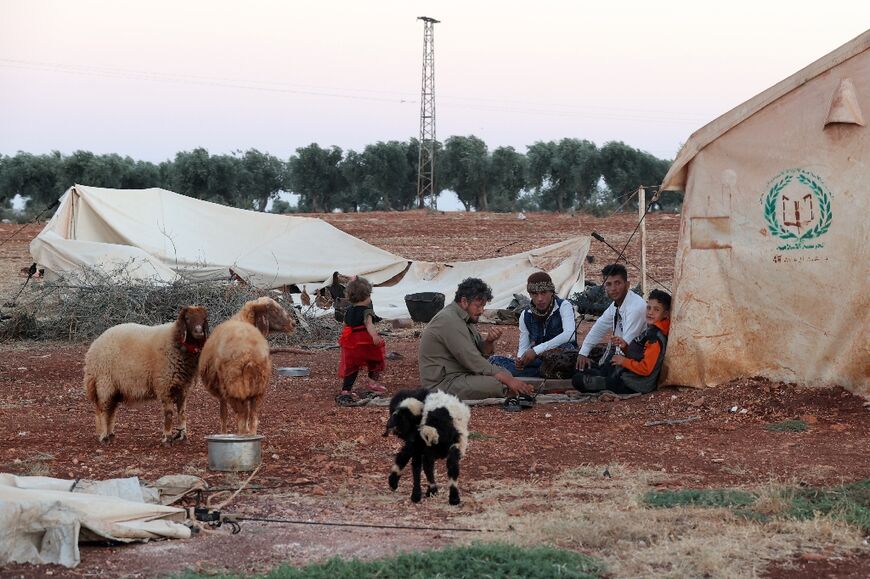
[226,515,492,533]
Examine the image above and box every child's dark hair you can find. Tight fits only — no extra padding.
[648,289,671,310]
[601,263,628,281]
[346,277,373,304]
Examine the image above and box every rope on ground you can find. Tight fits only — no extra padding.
[644,416,701,427]
[472,238,523,260]
[207,464,262,510]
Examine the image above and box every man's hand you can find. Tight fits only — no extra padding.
[372,334,385,346]
[611,354,626,367]
[484,327,504,343]
[505,377,534,397]
[519,349,537,366]
[610,336,628,350]
[576,354,593,370]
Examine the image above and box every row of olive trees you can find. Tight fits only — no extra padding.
[0,138,671,215]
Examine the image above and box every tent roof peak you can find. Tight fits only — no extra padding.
[660,28,870,191]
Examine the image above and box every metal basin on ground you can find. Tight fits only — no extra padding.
[206,434,263,472]
[277,367,310,377]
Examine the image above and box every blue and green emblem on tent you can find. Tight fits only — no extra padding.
[763,169,832,250]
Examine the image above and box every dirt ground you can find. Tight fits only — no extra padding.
[1,212,869,577]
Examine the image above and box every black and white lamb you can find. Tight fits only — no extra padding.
[382,388,470,505]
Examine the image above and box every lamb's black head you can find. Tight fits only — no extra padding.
[383,389,429,438]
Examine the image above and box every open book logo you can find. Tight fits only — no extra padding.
[763,169,832,250]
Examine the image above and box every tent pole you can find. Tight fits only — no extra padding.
[638,186,647,298]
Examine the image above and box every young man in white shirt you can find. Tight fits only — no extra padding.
[573,264,647,391]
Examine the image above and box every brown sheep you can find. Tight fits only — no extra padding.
[84,306,209,443]
[198,297,295,434]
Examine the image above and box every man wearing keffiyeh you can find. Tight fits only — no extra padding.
[489,271,577,378]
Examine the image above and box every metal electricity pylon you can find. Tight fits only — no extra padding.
[416,16,439,209]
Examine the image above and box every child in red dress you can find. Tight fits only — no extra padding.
[336,277,387,406]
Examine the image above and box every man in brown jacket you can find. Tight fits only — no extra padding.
[419,278,534,400]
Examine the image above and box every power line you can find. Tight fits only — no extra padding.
[0,58,707,125]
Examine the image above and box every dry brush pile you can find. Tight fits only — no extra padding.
[0,263,341,346]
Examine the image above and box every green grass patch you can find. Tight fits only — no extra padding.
[644,488,756,509]
[177,543,603,578]
[780,479,870,532]
[765,419,808,432]
[645,480,870,533]
[468,431,495,441]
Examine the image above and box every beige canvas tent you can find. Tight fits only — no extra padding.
[660,30,870,395]
[31,185,589,319]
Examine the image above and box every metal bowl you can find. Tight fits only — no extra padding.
[277,367,310,377]
[206,434,263,472]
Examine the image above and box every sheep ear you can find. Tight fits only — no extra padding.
[177,308,189,342]
[254,306,270,335]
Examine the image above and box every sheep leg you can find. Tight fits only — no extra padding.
[219,399,229,434]
[446,444,462,505]
[423,455,438,497]
[104,394,120,441]
[95,393,120,443]
[160,397,176,444]
[389,442,415,490]
[94,402,111,443]
[174,390,188,441]
[95,409,107,442]
[410,454,423,503]
[248,396,264,435]
[229,398,248,434]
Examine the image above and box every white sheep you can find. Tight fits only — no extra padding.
[83,306,209,443]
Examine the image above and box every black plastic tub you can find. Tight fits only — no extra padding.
[404,292,445,323]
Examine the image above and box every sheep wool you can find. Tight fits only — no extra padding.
[385,388,471,506]
[421,390,471,457]
[198,297,295,435]
[84,306,209,443]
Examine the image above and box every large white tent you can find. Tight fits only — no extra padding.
[660,30,870,395]
[31,185,589,318]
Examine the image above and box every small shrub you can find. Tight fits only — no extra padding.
[765,419,808,432]
[644,488,756,509]
[468,431,495,441]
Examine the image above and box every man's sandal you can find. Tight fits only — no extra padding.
[517,395,536,408]
[335,392,358,407]
[503,397,523,412]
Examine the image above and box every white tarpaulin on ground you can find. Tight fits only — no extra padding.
[0,473,190,568]
[30,185,590,319]
[372,237,590,319]
[659,29,870,395]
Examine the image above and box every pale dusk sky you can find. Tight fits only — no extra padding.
[1,1,868,164]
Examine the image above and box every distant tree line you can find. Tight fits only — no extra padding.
[0,138,673,217]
